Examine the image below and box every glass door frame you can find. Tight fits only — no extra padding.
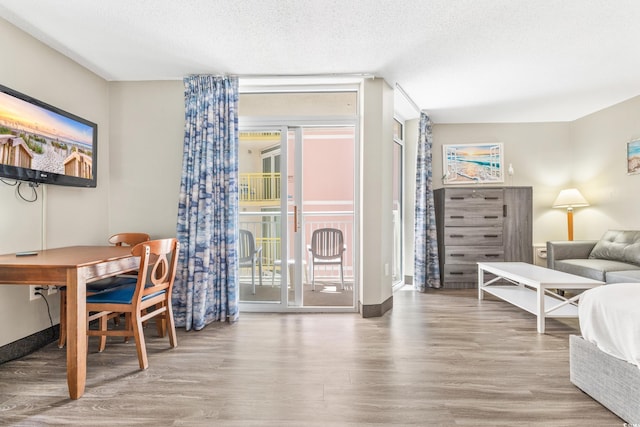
[392,116,405,291]
[239,118,360,313]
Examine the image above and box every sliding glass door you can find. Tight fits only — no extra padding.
[291,126,355,308]
[238,125,356,311]
[238,129,284,305]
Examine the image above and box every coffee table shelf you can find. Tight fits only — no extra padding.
[481,285,578,317]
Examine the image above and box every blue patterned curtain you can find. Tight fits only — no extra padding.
[173,75,239,330]
[414,112,440,291]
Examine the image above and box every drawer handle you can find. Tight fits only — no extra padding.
[485,254,501,258]
[483,234,498,238]
[485,197,499,200]
[449,234,464,238]
[450,197,464,200]
[484,215,498,219]
[450,271,464,275]
[450,254,465,257]
[450,215,464,219]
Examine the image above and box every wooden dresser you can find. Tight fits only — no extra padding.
[433,186,532,288]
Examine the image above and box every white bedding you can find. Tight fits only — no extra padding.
[579,282,640,368]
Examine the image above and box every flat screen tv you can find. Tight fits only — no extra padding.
[0,84,97,188]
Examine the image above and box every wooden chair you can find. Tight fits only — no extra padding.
[86,238,179,370]
[307,228,346,291]
[58,232,150,348]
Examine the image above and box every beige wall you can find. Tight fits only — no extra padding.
[0,18,110,346]
[361,79,394,306]
[569,95,640,238]
[108,81,184,238]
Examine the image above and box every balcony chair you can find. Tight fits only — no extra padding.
[307,228,346,291]
[58,232,150,348]
[86,238,179,370]
[238,229,263,294]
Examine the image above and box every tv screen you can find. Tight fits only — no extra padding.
[0,84,97,188]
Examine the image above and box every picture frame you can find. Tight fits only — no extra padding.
[627,138,640,175]
[442,142,504,184]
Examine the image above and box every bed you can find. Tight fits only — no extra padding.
[570,282,640,423]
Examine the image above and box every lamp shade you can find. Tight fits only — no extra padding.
[552,188,589,209]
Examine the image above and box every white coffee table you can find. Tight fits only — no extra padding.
[477,262,604,333]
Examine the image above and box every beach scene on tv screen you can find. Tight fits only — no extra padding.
[0,91,94,180]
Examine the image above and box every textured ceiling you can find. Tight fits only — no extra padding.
[1,0,640,123]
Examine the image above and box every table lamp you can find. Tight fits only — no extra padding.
[552,188,589,241]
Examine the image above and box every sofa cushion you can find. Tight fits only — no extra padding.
[555,259,640,282]
[605,270,640,284]
[589,230,640,266]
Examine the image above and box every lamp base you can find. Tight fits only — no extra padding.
[567,208,574,241]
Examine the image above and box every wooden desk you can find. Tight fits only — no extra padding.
[0,246,139,399]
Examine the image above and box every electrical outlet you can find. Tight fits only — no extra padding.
[48,286,58,296]
[29,285,41,301]
[29,285,51,301]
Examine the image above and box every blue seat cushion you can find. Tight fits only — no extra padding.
[86,284,165,305]
[88,276,138,292]
[58,276,138,293]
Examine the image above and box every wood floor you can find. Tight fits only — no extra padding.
[0,287,622,426]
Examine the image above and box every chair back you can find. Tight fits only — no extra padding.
[131,238,179,303]
[238,229,256,263]
[310,228,344,260]
[109,232,150,247]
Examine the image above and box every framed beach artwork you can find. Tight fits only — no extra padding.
[442,143,504,184]
[627,138,640,175]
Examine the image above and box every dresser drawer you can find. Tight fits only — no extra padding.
[443,227,503,245]
[443,188,504,226]
[443,208,504,227]
[442,265,502,288]
[444,189,503,207]
[442,264,478,283]
[444,246,504,264]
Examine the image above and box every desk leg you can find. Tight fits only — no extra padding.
[537,285,545,334]
[478,266,484,300]
[66,269,87,399]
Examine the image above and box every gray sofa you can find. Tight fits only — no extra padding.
[547,230,640,283]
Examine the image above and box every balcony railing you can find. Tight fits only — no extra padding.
[239,211,353,283]
[240,172,281,202]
